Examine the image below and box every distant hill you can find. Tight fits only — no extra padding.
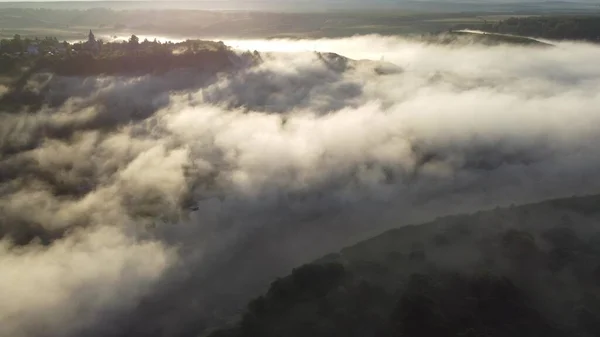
[431,30,552,45]
[456,16,600,43]
[208,193,600,337]
[0,6,598,40]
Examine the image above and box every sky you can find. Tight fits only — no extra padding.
[0,0,594,12]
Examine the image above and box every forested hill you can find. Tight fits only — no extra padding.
[456,16,600,42]
[208,194,600,337]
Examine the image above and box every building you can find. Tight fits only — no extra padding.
[84,30,100,53]
[26,44,39,55]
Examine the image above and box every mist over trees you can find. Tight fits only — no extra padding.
[2,12,600,337]
[209,195,600,337]
[0,33,240,111]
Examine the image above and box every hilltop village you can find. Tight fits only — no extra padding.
[0,30,235,78]
[0,30,228,58]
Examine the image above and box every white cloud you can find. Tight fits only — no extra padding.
[2,35,600,336]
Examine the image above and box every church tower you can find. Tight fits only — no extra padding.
[85,30,99,53]
[88,30,96,44]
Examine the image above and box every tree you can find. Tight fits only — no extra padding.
[389,273,565,337]
[11,34,24,53]
[129,34,139,46]
[63,41,71,56]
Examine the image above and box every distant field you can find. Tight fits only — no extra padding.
[0,10,481,40]
[480,14,541,20]
[0,7,595,41]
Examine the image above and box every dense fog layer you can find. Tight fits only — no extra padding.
[2,36,600,337]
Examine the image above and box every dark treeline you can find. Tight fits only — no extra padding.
[40,45,232,76]
[457,16,600,42]
[0,35,64,54]
[210,264,567,337]
[0,34,233,76]
[0,35,63,74]
[0,35,244,112]
[208,194,600,337]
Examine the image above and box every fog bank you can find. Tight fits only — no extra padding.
[2,35,600,337]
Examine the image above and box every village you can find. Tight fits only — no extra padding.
[0,30,99,57]
[0,30,229,59]
[0,30,238,89]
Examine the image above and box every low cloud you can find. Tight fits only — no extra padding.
[2,35,600,337]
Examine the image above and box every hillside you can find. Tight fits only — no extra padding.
[208,194,600,337]
[456,15,600,42]
[429,30,551,46]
